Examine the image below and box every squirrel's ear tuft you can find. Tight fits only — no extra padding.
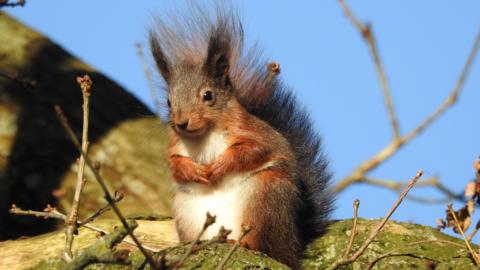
[205,32,230,87]
[150,32,171,83]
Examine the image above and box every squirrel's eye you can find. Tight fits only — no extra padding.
[167,99,171,108]
[203,90,213,101]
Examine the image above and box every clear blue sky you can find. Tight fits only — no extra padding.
[7,1,480,231]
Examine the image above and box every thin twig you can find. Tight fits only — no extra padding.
[81,191,124,225]
[338,0,400,139]
[0,72,36,89]
[333,5,480,194]
[81,224,159,252]
[135,42,162,116]
[215,225,252,270]
[448,204,480,265]
[9,204,159,252]
[330,171,422,269]
[361,176,464,203]
[10,204,66,220]
[64,75,92,262]
[54,105,159,269]
[403,28,480,144]
[192,226,232,252]
[343,199,360,258]
[173,212,216,269]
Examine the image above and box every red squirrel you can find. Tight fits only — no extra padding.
[150,7,333,269]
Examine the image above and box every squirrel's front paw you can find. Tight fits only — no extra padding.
[170,156,210,185]
[207,163,225,183]
[194,164,210,184]
[209,172,223,183]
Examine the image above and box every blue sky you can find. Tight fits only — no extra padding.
[7,1,480,231]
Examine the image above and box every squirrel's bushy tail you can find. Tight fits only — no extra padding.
[240,79,335,245]
[150,3,334,245]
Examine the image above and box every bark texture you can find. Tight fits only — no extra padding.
[0,218,476,270]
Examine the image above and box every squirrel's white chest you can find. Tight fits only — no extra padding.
[174,129,257,240]
[176,129,228,164]
[173,173,257,241]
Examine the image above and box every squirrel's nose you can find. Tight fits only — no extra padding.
[176,121,189,130]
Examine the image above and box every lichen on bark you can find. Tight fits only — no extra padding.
[1,218,477,270]
[302,219,477,269]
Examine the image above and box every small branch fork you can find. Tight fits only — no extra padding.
[330,171,422,269]
[172,212,217,269]
[215,225,252,270]
[9,203,157,252]
[169,211,251,270]
[81,191,124,225]
[64,220,135,270]
[334,0,480,203]
[54,89,159,268]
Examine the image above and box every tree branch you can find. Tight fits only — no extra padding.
[54,105,159,269]
[330,171,422,269]
[80,191,124,226]
[338,0,400,139]
[334,0,480,199]
[359,176,464,203]
[64,220,136,270]
[9,204,159,252]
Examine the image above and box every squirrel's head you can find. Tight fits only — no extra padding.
[150,27,234,138]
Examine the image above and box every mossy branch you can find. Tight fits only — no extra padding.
[64,220,137,270]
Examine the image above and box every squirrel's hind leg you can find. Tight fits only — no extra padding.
[241,168,302,270]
